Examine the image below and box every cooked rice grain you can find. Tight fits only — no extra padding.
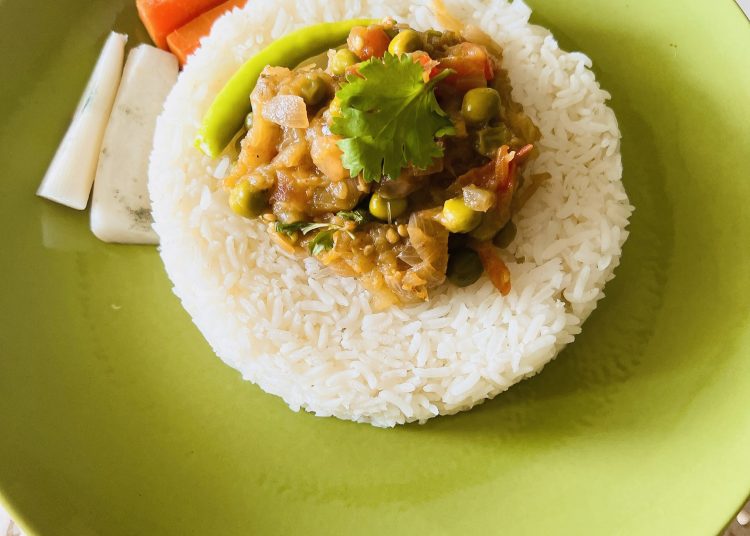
[149,0,633,427]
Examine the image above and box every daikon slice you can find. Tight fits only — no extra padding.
[90,45,178,244]
[37,32,127,210]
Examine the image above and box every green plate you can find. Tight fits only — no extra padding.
[1,0,749,534]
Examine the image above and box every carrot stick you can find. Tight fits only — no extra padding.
[472,241,512,296]
[136,0,227,49]
[166,0,248,65]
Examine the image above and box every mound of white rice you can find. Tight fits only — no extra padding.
[149,0,633,427]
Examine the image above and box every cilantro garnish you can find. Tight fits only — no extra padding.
[331,52,455,182]
[336,209,370,224]
[309,231,335,256]
[274,221,307,236]
[274,210,370,256]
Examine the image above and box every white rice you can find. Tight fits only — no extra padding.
[149,0,633,427]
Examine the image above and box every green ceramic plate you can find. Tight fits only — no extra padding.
[1,0,749,534]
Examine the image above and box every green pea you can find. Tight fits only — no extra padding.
[369,192,407,221]
[446,248,483,287]
[492,221,517,248]
[329,49,360,75]
[229,182,268,219]
[461,87,501,126]
[439,197,482,233]
[387,29,422,55]
[298,74,328,107]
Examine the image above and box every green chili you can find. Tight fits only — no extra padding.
[195,19,377,158]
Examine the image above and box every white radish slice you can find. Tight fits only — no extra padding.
[90,45,178,244]
[37,32,127,210]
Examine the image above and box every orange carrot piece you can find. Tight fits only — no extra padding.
[166,0,248,65]
[136,0,226,49]
[473,241,512,296]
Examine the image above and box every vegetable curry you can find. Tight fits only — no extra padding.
[220,19,545,306]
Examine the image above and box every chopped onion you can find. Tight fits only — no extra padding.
[405,209,449,288]
[397,247,421,267]
[460,24,496,49]
[463,185,496,212]
[433,0,463,32]
[262,95,309,128]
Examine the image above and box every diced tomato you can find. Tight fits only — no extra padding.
[438,42,494,92]
[411,51,431,68]
[411,51,441,81]
[345,63,364,78]
[505,143,534,192]
[495,145,515,193]
[347,26,391,61]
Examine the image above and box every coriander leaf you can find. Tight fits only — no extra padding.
[300,222,331,234]
[275,221,307,236]
[309,230,334,255]
[331,52,455,182]
[275,221,332,237]
[336,209,370,224]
